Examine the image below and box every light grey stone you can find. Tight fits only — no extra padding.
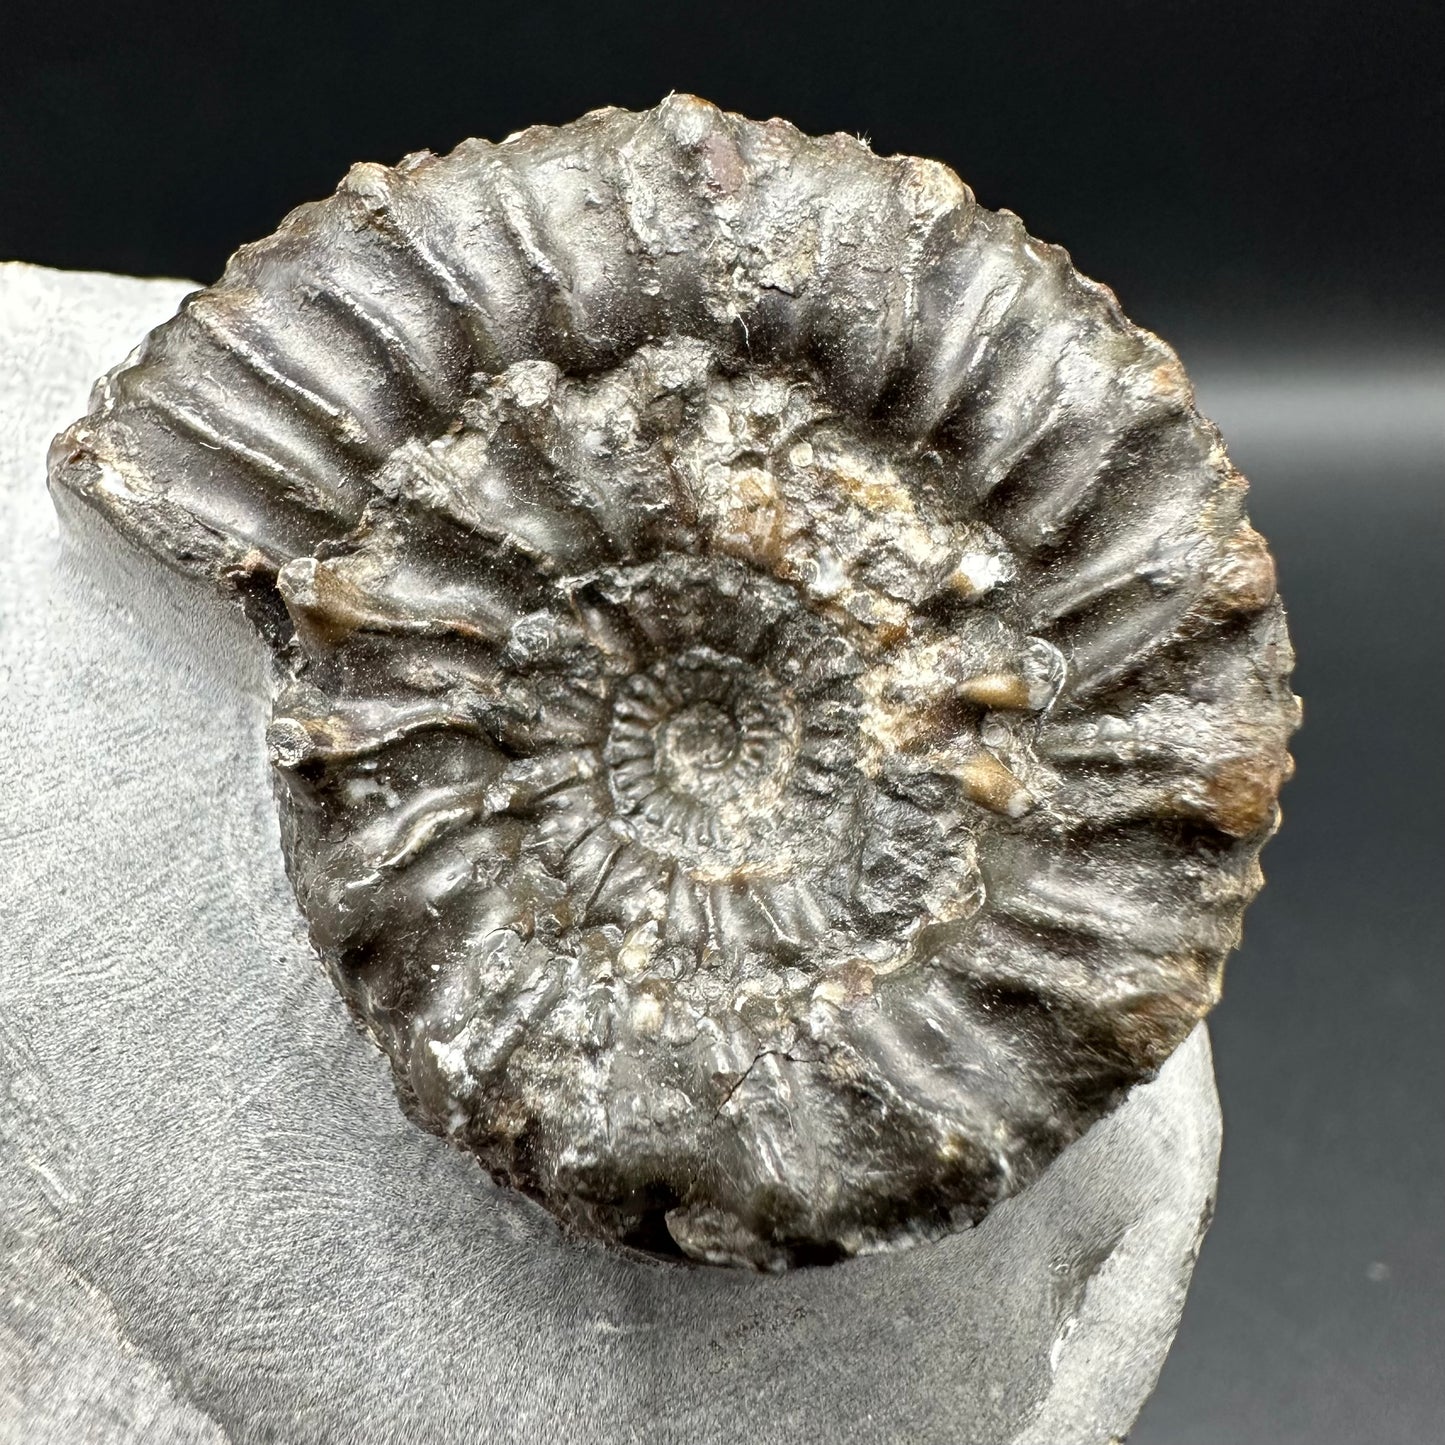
[1,259,1220,1444]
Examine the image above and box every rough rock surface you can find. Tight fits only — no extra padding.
[1,260,1219,1443]
[47,98,1295,1268]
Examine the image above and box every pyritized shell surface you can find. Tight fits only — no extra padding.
[50,96,1298,1269]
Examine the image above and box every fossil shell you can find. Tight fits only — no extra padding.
[50,96,1298,1269]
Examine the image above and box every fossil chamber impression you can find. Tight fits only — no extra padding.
[49,96,1299,1270]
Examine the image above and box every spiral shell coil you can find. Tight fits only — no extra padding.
[51,96,1299,1268]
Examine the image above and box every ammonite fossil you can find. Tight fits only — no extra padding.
[50,96,1298,1269]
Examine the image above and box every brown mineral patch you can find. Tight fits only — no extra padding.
[1206,523,1278,617]
[957,750,1035,818]
[278,559,377,649]
[957,672,1034,711]
[1111,979,1213,1069]
[946,564,983,599]
[716,467,787,565]
[1202,750,1290,838]
[859,672,942,759]
[1151,357,1194,407]
[830,457,917,516]
[863,615,913,649]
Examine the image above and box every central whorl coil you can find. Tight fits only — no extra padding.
[50,96,1298,1269]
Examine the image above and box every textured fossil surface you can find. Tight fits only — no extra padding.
[49,96,1298,1269]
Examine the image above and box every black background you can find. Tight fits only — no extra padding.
[3,4,1441,1440]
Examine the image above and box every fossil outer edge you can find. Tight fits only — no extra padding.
[49,95,1298,1270]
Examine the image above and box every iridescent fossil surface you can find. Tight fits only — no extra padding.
[49,96,1298,1268]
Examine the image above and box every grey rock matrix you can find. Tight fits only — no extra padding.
[3,252,1219,1445]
